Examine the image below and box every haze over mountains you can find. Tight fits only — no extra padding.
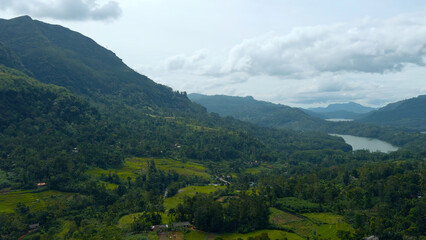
[305,102,376,120]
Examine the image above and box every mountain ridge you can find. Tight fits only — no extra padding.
[357,95,426,131]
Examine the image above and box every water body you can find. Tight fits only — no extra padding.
[329,134,399,153]
[325,119,353,122]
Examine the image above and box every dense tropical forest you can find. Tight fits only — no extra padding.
[0,16,425,240]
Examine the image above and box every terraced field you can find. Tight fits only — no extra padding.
[87,157,210,181]
[0,189,72,213]
[221,229,304,240]
[269,207,354,240]
[163,185,226,210]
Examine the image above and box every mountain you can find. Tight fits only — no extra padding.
[305,102,376,119]
[356,95,426,131]
[0,64,127,188]
[188,93,327,131]
[189,93,426,151]
[0,16,353,189]
[0,16,200,114]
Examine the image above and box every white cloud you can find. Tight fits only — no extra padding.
[152,12,426,107]
[221,14,426,78]
[164,13,426,79]
[0,0,122,21]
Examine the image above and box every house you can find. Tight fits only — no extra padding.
[36,183,47,187]
[364,236,379,240]
[29,223,39,230]
[171,221,191,228]
[151,224,168,231]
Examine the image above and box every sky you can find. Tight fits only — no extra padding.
[1,0,426,108]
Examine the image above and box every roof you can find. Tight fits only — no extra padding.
[29,223,39,229]
[172,221,191,227]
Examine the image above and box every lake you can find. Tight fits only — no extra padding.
[329,134,399,153]
[325,119,353,122]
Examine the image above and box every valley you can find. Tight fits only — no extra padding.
[0,16,424,240]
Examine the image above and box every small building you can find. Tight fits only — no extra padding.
[29,223,39,230]
[171,221,190,228]
[151,224,168,231]
[36,183,47,187]
[364,236,379,240]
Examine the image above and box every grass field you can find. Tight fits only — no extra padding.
[184,230,207,240]
[221,229,304,240]
[136,158,210,179]
[302,213,354,239]
[163,185,226,210]
[269,207,302,225]
[87,157,210,181]
[118,212,171,230]
[269,208,353,240]
[0,189,72,213]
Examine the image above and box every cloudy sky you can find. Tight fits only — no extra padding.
[1,0,426,107]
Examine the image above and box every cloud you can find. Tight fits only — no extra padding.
[222,15,426,77]
[0,0,122,21]
[164,50,224,76]
[164,13,426,79]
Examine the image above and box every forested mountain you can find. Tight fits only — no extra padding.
[0,16,200,115]
[356,95,426,131]
[0,16,352,188]
[188,93,326,131]
[305,102,376,119]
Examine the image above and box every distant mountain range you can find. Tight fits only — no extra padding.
[189,93,326,131]
[189,93,426,134]
[304,102,376,119]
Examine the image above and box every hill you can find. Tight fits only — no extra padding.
[0,64,125,189]
[0,16,200,114]
[189,93,426,151]
[305,102,376,119]
[356,95,426,131]
[188,93,327,131]
[0,16,353,188]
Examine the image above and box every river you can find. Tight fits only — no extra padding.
[329,134,399,153]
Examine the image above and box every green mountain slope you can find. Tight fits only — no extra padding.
[189,93,327,131]
[0,16,354,190]
[0,65,127,189]
[189,93,426,151]
[0,16,200,114]
[356,95,426,131]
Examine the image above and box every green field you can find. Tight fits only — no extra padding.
[0,189,72,213]
[302,213,354,239]
[269,208,353,240]
[184,230,207,240]
[87,157,210,181]
[269,207,303,225]
[163,185,226,210]
[221,229,304,240]
[136,158,210,179]
[118,212,171,230]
